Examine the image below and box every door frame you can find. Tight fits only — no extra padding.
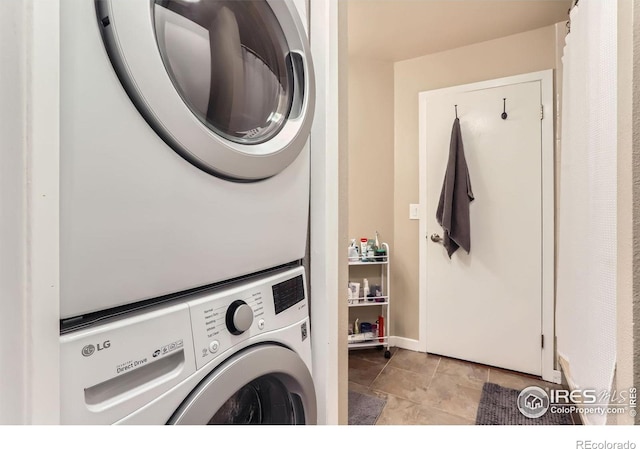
[418,69,559,383]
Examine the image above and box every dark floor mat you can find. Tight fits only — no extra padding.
[348,390,386,425]
[476,383,573,425]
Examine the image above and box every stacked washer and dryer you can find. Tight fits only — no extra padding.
[59,0,316,424]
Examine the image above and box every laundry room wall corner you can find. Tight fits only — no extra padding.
[309,0,349,425]
[616,0,640,425]
[0,0,60,424]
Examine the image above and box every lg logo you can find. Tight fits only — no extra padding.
[81,345,95,357]
[81,341,111,357]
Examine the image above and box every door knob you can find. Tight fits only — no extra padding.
[430,233,443,243]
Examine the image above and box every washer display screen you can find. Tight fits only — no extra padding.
[272,275,305,315]
[153,0,294,145]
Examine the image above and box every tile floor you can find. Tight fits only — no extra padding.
[348,347,570,425]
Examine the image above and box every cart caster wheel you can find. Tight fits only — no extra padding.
[376,345,383,351]
[384,350,391,359]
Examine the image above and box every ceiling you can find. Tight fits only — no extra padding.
[348,0,572,62]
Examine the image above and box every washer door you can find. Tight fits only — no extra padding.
[168,345,316,425]
[96,0,315,181]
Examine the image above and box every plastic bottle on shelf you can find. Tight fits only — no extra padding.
[366,240,375,261]
[374,235,387,261]
[348,239,359,261]
[363,278,370,300]
[377,315,384,342]
[360,238,368,261]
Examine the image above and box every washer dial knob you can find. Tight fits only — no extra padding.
[226,300,254,335]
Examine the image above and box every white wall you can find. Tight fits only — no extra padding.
[309,0,349,425]
[0,0,60,424]
[617,0,640,426]
[0,0,29,424]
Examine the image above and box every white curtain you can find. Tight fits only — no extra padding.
[556,0,617,425]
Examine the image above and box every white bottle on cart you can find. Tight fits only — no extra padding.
[363,278,370,300]
[348,239,360,261]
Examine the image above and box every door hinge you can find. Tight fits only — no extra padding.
[541,334,545,348]
[540,105,544,120]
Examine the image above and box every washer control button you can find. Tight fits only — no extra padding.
[226,300,254,335]
[258,319,265,330]
[208,341,220,354]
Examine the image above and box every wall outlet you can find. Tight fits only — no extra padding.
[409,204,419,220]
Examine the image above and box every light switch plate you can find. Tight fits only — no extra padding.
[409,204,419,220]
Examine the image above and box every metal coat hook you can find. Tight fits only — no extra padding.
[501,98,508,120]
[455,105,458,119]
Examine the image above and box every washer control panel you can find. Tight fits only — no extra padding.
[188,266,308,370]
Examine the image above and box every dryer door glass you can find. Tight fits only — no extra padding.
[207,375,305,424]
[154,0,294,145]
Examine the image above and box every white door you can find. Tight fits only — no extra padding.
[421,77,548,376]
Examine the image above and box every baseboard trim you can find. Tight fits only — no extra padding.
[390,336,422,352]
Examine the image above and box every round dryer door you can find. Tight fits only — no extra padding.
[96,0,315,181]
[168,345,317,425]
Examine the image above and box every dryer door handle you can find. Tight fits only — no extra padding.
[288,51,306,120]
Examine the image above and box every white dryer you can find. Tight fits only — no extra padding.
[60,267,316,424]
[60,0,315,320]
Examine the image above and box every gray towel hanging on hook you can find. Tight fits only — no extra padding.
[436,117,474,258]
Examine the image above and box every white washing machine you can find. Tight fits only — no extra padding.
[60,266,316,424]
[60,0,315,320]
